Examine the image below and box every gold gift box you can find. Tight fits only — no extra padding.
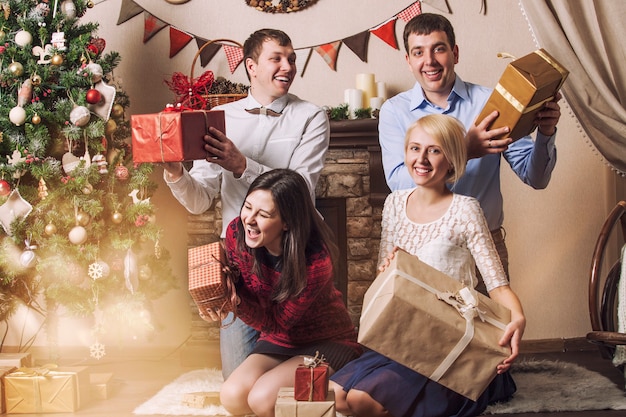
[1,366,17,414]
[476,48,568,141]
[275,387,335,417]
[181,391,220,408]
[4,366,90,413]
[358,249,511,401]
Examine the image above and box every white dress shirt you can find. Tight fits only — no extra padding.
[165,93,330,237]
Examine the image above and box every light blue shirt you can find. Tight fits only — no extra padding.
[378,75,557,231]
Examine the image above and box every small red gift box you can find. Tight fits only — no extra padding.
[131,109,225,163]
[294,354,329,402]
[188,242,236,317]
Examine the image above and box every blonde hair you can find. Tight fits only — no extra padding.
[404,114,467,183]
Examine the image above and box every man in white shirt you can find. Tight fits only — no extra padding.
[163,29,330,378]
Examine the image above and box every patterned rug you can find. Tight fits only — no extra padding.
[132,360,626,416]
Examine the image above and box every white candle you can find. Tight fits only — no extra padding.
[355,73,376,108]
[344,88,363,119]
[376,81,387,100]
[370,97,384,111]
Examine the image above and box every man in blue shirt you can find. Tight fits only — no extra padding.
[379,13,562,282]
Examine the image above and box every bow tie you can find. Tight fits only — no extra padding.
[245,107,282,117]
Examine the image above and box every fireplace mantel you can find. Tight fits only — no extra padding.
[329,119,390,206]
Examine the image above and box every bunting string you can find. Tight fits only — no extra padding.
[115,0,445,76]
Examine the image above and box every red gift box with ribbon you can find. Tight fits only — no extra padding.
[131,107,225,163]
[294,352,329,402]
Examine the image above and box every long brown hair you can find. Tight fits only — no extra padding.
[236,169,338,303]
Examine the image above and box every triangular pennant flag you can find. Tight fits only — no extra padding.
[343,31,370,63]
[396,1,422,22]
[169,27,193,58]
[295,48,313,77]
[117,0,143,25]
[223,44,244,73]
[314,41,342,71]
[422,0,452,13]
[195,38,222,68]
[370,19,398,50]
[143,12,167,43]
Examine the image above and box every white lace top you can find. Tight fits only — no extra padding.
[379,190,508,292]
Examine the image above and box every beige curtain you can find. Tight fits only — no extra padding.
[519,0,626,175]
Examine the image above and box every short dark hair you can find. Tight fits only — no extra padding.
[403,13,456,53]
[243,29,292,79]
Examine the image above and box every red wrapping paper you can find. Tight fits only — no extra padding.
[294,363,329,402]
[131,110,225,163]
[188,242,234,316]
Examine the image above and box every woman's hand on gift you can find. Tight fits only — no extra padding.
[198,307,227,322]
[378,247,400,272]
[488,285,526,374]
[204,127,247,177]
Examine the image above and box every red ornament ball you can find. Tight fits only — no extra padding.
[114,164,129,181]
[85,88,102,104]
[0,179,10,196]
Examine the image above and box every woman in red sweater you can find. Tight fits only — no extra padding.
[214,168,361,417]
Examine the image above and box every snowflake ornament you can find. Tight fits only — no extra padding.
[88,261,104,280]
[90,341,106,360]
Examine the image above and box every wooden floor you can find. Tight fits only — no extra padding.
[5,341,626,417]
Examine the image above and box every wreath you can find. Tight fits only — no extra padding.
[245,0,319,13]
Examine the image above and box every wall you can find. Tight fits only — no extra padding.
[5,0,621,351]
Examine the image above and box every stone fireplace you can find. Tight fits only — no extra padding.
[184,119,388,363]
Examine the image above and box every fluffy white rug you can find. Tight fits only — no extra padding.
[133,360,626,416]
[133,368,229,416]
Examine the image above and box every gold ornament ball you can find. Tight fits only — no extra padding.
[76,211,91,226]
[87,0,94,7]
[82,183,93,194]
[111,104,124,119]
[44,222,57,236]
[51,54,63,66]
[31,114,41,125]
[105,119,117,135]
[31,74,42,86]
[8,61,24,76]
[112,211,123,224]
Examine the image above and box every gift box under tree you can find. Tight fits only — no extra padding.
[358,249,511,401]
[3,366,90,413]
[476,48,568,141]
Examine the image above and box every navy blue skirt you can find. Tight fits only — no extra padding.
[330,349,516,417]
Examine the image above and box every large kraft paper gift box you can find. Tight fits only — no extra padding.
[275,387,335,417]
[1,366,17,413]
[358,249,511,401]
[188,241,235,317]
[476,48,568,141]
[4,365,90,413]
[131,109,225,163]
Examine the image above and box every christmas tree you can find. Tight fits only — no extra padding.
[0,0,177,359]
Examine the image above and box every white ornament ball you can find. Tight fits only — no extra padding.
[61,0,77,18]
[14,30,32,47]
[69,225,88,244]
[20,250,37,268]
[70,106,91,126]
[97,260,111,278]
[86,62,103,83]
[9,106,26,126]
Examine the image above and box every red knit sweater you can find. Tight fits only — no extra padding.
[225,218,359,352]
